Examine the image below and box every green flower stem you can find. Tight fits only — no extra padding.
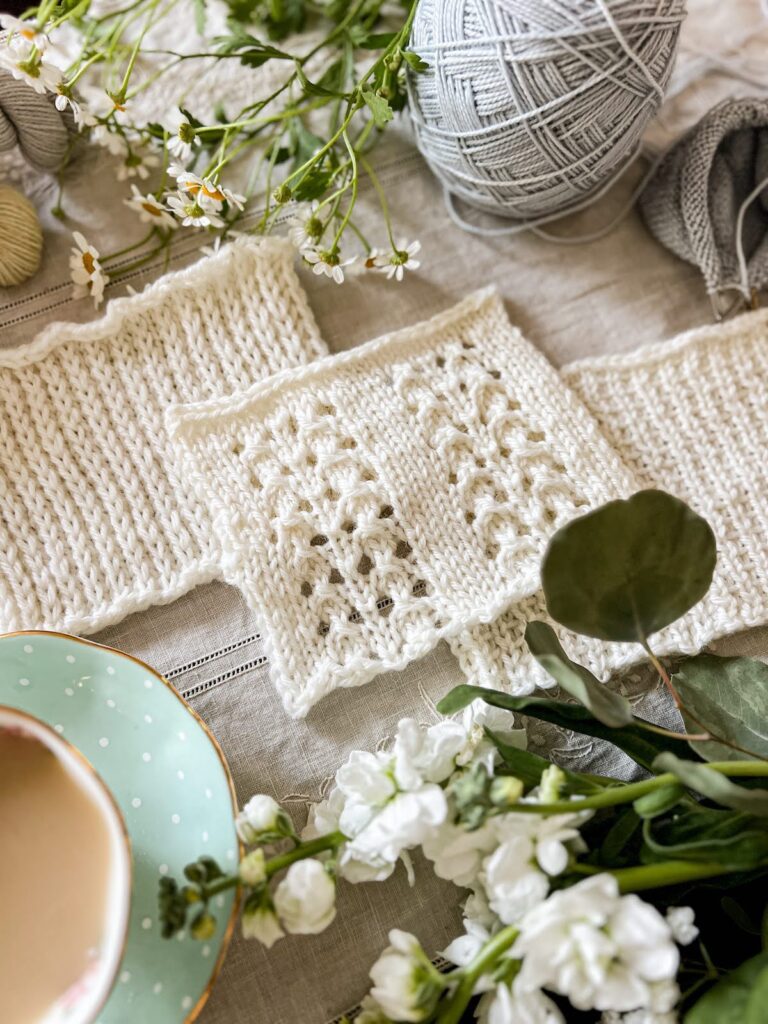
[437,927,520,1024]
[500,761,768,816]
[608,859,756,893]
[201,831,347,900]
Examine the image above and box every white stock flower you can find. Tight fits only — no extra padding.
[355,995,393,1023]
[273,859,336,935]
[344,786,448,868]
[476,982,564,1024]
[236,793,283,843]
[392,718,468,789]
[241,903,285,947]
[458,700,526,772]
[238,848,267,887]
[69,232,108,306]
[601,1011,678,1024]
[421,818,497,888]
[478,805,589,924]
[124,185,177,228]
[665,906,698,945]
[369,930,443,1023]
[442,918,494,993]
[514,874,680,1013]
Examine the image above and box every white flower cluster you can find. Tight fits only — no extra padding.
[289,202,420,284]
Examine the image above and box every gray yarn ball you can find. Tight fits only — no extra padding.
[0,69,69,172]
[408,0,686,222]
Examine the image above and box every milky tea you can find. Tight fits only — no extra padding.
[0,722,122,1023]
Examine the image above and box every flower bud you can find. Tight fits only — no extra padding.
[369,930,444,1022]
[539,765,566,803]
[239,848,267,887]
[190,911,217,941]
[489,775,524,807]
[272,183,292,204]
[242,903,285,948]
[236,794,283,843]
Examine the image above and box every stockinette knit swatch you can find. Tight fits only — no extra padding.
[167,289,635,717]
[451,307,768,694]
[0,237,326,636]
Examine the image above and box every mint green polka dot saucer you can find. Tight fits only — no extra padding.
[0,631,239,1023]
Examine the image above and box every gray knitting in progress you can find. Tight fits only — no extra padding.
[640,98,768,315]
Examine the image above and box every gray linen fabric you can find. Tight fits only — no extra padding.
[2,2,768,1020]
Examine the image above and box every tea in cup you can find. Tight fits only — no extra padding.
[0,707,132,1024]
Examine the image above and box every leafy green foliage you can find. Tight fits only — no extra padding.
[524,621,633,727]
[438,684,685,772]
[685,952,768,1023]
[673,655,768,762]
[402,49,429,71]
[642,805,768,868]
[485,727,605,794]
[654,754,768,817]
[633,783,685,819]
[541,490,717,643]
[362,89,394,127]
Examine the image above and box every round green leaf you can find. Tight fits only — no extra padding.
[685,953,768,1024]
[542,490,716,642]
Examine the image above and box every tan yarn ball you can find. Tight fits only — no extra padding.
[0,185,43,287]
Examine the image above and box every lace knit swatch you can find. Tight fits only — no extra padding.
[451,307,768,692]
[167,290,635,717]
[0,238,325,636]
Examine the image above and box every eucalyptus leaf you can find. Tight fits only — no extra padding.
[438,685,683,771]
[685,952,768,1024]
[673,655,768,762]
[643,806,768,868]
[541,490,716,643]
[525,621,633,727]
[653,753,768,818]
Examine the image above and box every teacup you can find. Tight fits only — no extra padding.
[0,706,132,1024]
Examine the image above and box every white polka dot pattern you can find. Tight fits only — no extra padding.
[168,289,635,717]
[451,307,768,692]
[0,238,325,637]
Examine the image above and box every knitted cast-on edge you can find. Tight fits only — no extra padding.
[167,289,637,718]
[0,237,326,636]
[450,307,768,693]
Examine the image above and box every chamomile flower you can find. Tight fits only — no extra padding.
[166,109,198,162]
[288,201,324,250]
[0,42,60,94]
[0,15,47,49]
[116,147,160,182]
[69,232,108,307]
[91,125,129,158]
[374,239,421,281]
[124,185,177,229]
[171,166,245,210]
[54,87,95,130]
[166,191,224,228]
[303,246,356,284]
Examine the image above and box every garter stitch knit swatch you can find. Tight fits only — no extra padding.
[0,237,325,636]
[451,307,768,693]
[167,290,635,717]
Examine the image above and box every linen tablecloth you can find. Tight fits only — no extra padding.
[2,2,768,1020]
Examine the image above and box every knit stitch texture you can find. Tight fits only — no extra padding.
[451,306,768,693]
[0,237,325,636]
[167,289,635,717]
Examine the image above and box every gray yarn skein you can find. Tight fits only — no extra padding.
[408,0,685,222]
[640,97,768,303]
[0,70,69,171]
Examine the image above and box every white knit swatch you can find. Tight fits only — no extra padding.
[0,238,325,636]
[168,290,635,717]
[451,307,768,692]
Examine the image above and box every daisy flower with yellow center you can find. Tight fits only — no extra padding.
[0,15,47,49]
[171,166,246,211]
[302,246,356,285]
[124,185,177,229]
[0,41,60,95]
[165,191,225,228]
[69,232,108,307]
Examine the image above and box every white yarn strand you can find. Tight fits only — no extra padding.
[408,0,685,230]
